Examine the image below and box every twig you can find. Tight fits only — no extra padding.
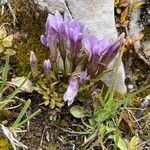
[135,95,150,119]
[40,125,46,148]
[136,52,150,67]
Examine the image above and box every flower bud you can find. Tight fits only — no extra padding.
[43,59,51,83]
[43,59,51,74]
[30,51,38,78]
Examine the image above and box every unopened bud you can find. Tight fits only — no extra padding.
[43,59,51,83]
[30,51,38,78]
[43,59,51,73]
[30,51,37,65]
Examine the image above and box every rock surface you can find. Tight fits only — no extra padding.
[34,0,127,94]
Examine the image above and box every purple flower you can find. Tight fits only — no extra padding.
[66,19,84,56]
[85,35,108,58]
[40,15,58,67]
[41,11,70,66]
[40,17,57,48]
[101,33,125,66]
[48,11,69,36]
[65,19,84,70]
[63,77,79,106]
[85,33,124,76]
[85,35,109,77]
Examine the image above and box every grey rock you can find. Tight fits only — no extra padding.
[34,0,127,94]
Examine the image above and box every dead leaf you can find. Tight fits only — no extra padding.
[119,0,130,7]
[122,112,140,129]
[13,32,21,40]
[129,2,145,10]
[120,7,129,24]
[9,77,33,93]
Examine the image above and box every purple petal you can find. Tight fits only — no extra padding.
[40,35,48,47]
[63,78,78,106]
[64,12,70,22]
[79,71,88,83]
[55,11,63,23]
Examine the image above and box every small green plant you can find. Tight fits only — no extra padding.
[30,11,124,110]
[0,24,16,56]
[59,51,150,149]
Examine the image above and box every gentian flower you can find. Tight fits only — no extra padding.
[65,19,84,70]
[85,33,124,77]
[85,35,109,77]
[41,11,70,65]
[48,11,69,36]
[40,13,58,67]
[100,33,125,66]
[63,77,79,106]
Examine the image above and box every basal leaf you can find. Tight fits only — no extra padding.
[70,105,86,118]
[50,98,55,109]
[94,109,112,122]
[114,134,128,150]
[4,49,16,56]
[94,99,116,123]
[129,136,138,150]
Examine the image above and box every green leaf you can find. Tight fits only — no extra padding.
[0,55,9,93]
[44,99,49,106]
[56,101,64,108]
[99,124,106,136]
[50,98,55,109]
[129,136,138,150]
[4,49,16,56]
[94,109,112,122]
[12,99,31,128]
[94,99,116,122]
[0,26,7,39]
[2,35,13,47]
[70,105,86,118]
[114,134,128,150]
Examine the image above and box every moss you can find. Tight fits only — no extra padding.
[0,138,13,150]
[0,0,49,76]
[13,0,50,76]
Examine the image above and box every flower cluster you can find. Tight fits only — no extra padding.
[30,11,124,106]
